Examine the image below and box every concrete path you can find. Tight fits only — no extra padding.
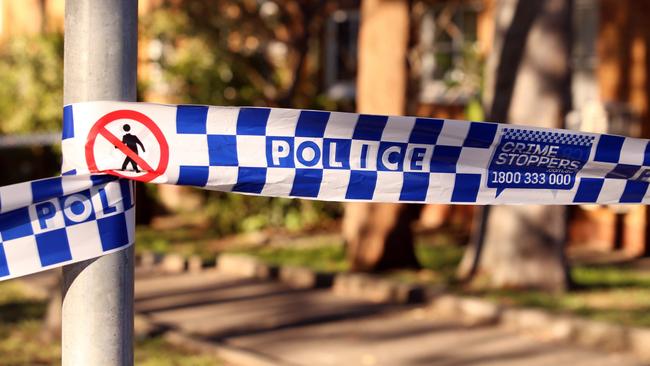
[134,270,644,366]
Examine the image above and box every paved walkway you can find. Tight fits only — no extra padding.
[134,270,644,366]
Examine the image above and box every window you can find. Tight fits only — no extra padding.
[324,9,359,101]
[418,1,482,104]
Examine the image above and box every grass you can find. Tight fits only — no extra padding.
[0,281,57,365]
[228,234,466,278]
[231,242,348,272]
[476,265,650,327]
[0,281,222,365]
[135,337,221,366]
[136,226,214,260]
[0,321,60,365]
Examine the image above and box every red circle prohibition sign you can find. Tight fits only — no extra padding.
[85,110,169,182]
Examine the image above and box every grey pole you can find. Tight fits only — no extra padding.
[62,1,137,365]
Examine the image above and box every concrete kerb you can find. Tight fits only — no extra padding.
[164,330,292,366]
[134,314,166,341]
[133,314,289,366]
[279,265,334,289]
[216,253,424,301]
[137,252,650,361]
[216,253,278,279]
[429,294,502,326]
[434,295,639,356]
[137,251,214,274]
[332,272,426,304]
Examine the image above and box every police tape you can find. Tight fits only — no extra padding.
[1,100,650,280]
[64,101,650,204]
[0,174,134,280]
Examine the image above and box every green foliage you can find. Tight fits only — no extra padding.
[135,337,221,366]
[139,5,345,234]
[465,97,485,121]
[0,282,59,364]
[141,8,262,106]
[0,34,63,134]
[572,265,650,288]
[0,281,223,364]
[0,321,61,365]
[0,282,46,323]
[416,243,465,280]
[231,242,348,272]
[203,192,341,235]
[229,240,465,276]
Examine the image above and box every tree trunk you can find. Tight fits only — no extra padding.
[460,0,573,291]
[342,0,421,271]
[344,203,422,271]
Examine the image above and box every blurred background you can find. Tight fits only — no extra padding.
[2,0,650,365]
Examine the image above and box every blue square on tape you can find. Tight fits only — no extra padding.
[178,166,210,187]
[0,244,9,277]
[353,114,388,141]
[237,108,270,136]
[451,173,481,202]
[31,177,64,203]
[290,169,323,197]
[0,207,33,241]
[208,135,239,166]
[464,122,497,148]
[409,118,443,144]
[234,167,267,194]
[91,174,117,186]
[119,180,134,209]
[35,228,72,266]
[98,213,130,251]
[177,105,208,134]
[431,145,462,173]
[573,178,604,203]
[400,173,429,202]
[606,164,641,179]
[62,105,74,140]
[594,134,625,163]
[346,170,377,200]
[620,181,649,203]
[296,110,330,138]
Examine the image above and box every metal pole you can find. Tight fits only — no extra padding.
[62,1,137,365]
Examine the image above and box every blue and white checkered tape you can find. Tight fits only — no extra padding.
[0,174,135,281]
[60,101,650,205]
[3,100,650,281]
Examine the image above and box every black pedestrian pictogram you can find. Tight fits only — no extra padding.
[86,109,169,182]
[117,124,146,172]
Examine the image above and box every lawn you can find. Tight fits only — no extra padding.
[136,225,214,260]
[478,265,650,327]
[0,281,222,366]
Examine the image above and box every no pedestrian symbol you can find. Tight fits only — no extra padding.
[85,110,169,182]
